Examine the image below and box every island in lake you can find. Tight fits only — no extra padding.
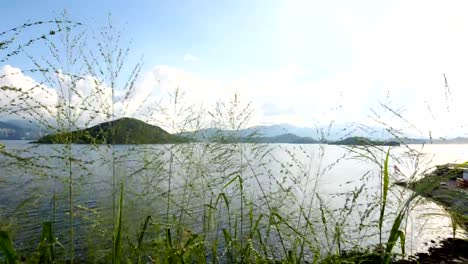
[34,117,190,144]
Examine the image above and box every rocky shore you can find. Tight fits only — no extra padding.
[389,164,468,263]
[398,238,468,264]
[407,163,468,230]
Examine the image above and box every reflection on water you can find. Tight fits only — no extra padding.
[0,140,467,259]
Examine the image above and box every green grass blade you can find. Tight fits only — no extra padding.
[252,214,263,238]
[223,175,243,191]
[222,229,234,263]
[166,228,172,249]
[256,230,268,257]
[183,233,199,249]
[0,231,17,264]
[211,239,218,264]
[397,230,405,256]
[35,222,54,263]
[137,215,151,248]
[215,193,230,212]
[383,212,404,264]
[135,216,151,264]
[383,194,417,264]
[379,148,391,243]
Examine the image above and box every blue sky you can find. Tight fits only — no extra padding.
[1,0,468,137]
[2,0,357,77]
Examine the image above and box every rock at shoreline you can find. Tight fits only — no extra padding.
[409,164,468,230]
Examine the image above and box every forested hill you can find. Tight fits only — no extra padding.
[329,136,400,146]
[35,118,190,144]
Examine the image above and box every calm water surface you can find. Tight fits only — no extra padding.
[0,140,467,258]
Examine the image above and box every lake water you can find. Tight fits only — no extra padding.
[0,140,467,260]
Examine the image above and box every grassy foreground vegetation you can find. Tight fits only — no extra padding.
[1,16,467,263]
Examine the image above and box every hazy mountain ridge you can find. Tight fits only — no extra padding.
[329,136,400,146]
[182,122,397,141]
[0,120,43,140]
[397,137,468,144]
[3,118,467,144]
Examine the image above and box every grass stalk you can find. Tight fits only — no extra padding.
[379,148,391,246]
[113,183,124,264]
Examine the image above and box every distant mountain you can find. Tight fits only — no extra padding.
[4,119,42,130]
[329,137,400,146]
[441,137,468,144]
[35,118,190,144]
[250,133,318,144]
[179,128,319,144]
[0,120,43,140]
[243,124,319,138]
[0,121,17,130]
[398,137,468,145]
[397,138,428,144]
[187,123,399,141]
[5,117,468,145]
[180,122,396,142]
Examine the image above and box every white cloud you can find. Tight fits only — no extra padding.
[0,63,324,132]
[2,41,467,138]
[141,59,468,137]
[333,0,468,138]
[183,53,198,62]
[138,64,357,129]
[0,65,115,129]
[0,65,58,122]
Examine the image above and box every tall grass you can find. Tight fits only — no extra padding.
[0,15,465,263]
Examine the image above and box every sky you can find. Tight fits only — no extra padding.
[1,0,468,138]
